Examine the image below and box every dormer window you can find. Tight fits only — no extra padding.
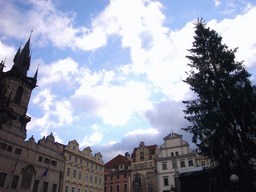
[73,145,76,150]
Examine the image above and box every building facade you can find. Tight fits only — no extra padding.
[104,153,131,192]
[0,37,65,192]
[63,140,104,192]
[155,132,212,192]
[130,142,159,192]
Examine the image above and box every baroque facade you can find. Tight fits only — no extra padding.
[104,153,131,192]
[0,37,65,192]
[130,142,159,192]
[155,132,212,192]
[63,140,104,192]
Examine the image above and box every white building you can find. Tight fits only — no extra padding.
[156,132,210,192]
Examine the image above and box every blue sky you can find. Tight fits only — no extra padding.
[0,0,256,163]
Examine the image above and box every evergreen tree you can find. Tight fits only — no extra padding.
[183,19,256,190]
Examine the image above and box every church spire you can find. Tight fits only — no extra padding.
[12,33,32,76]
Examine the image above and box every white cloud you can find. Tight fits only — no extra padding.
[0,41,16,71]
[125,128,159,136]
[214,0,221,6]
[39,57,80,87]
[80,132,103,147]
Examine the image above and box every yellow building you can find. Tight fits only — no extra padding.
[63,140,104,192]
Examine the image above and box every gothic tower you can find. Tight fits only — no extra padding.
[0,36,37,132]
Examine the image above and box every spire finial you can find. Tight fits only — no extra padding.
[30,30,33,39]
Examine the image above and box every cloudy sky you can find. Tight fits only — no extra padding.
[0,0,256,163]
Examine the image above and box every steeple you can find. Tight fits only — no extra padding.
[33,65,39,81]
[12,34,32,76]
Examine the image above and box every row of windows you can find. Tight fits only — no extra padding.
[0,143,22,155]
[104,173,127,181]
[133,161,152,169]
[104,183,128,192]
[161,159,194,170]
[0,172,57,192]
[38,156,57,166]
[65,185,94,192]
[66,168,102,185]
[68,155,102,172]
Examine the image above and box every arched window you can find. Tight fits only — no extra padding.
[15,86,24,104]
[21,165,35,189]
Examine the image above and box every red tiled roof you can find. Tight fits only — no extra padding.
[104,154,130,169]
[131,144,157,158]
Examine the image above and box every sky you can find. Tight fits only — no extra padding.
[0,0,256,163]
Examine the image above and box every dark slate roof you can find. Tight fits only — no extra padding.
[104,154,130,169]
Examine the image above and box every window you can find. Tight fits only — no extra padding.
[39,156,43,162]
[188,160,194,166]
[95,176,97,184]
[104,176,107,181]
[100,167,102,172]
[43,182,49,192]
[44,158,50,164]
[73,145,76,150]
[78,171,82,180]
[175,151,179,156]
[149,162,152,167]
[65,186,69,192]
[7,145,13,152]
[33,180,39,192]
[172,162,177,169]
[148,185,153,192]
[124,174,127,178]
[110,185,113,192]
[163,177,169,186]
[72,187,75,192]
[171,152,174,157]
[21,166,33,189]
[99,177,101,186]
[51,160,57,166]
[96,165,98,171]
[90,175,93,183]
[134,164,137,169]
[146,172,154,180]
[140,152,144,159]
[0,142,7,150]
[144,162,147,168]
[15,86,24,103]
[138,163,141,168]
[87,152,89,156]
[162,162,167,170]
[116,174,119,179]
[116,184,120,192]
[73,170,77,178]
[124,183,127,191]
[91,163,93,169]
[110,176,113,180]
[85,173,88,182]
[75,157,78,163]
[104,186,107,192]
[69,154,72,161]
[0,172,7,187]
[77,188,81,192]
[15,147,22,155]
[11,175,19,189]
[80,159,83,165]
[201,161,206,167]
[52,183,57,192]
[180,161,185,168]
[67,168,70,177]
